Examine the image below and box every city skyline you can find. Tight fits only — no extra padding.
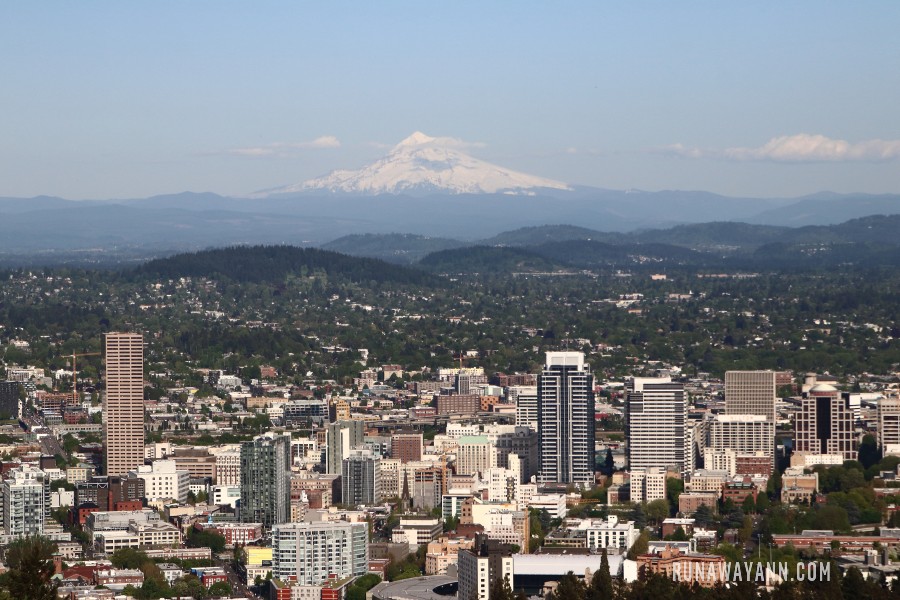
[2,3,899,200]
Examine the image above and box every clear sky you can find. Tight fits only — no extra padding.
[2,2,899,199]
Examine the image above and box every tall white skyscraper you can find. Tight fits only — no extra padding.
[626,377,691,475]
[104,332,145,477]
[537,352,594,485]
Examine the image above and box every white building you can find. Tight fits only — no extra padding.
[705,413,774,463]
[272,521,368,585]
[579,515,640,552]
[626,377,692,475]
[213,448,241,486]
[131,460,190,503]
[510,386,538,432]
[458,537,514,600]
[628,467,666,503]
[527,493,567,520]
[456,436,494,477]
[2,465,49,535]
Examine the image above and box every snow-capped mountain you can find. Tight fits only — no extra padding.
[258,132,572,196]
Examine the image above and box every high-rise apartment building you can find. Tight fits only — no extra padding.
[537,352,595,485]
[240,433,291,528]
[2,465,49,535]
[325,420,364,474]
[626,377,692,474]
[0,381,20,420]
[272,521,368,584]
[725,371,777,422]
[341,449,382,506]
[795,384,856,460]
[104,332,145,476]
[878,397,900,454]
[510,386,538,432]
[705,414,775,460]
[457,534,514,600]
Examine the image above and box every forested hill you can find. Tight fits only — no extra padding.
[131,245,436,285]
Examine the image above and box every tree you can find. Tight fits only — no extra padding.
[694,504,715,528]
[646,499,670,524]
[547,572,585,600]
[111,547,150,569]
[3,535,59,600]
[603,449,615,476]
[186,528,226,553]
[588,548,613,600]
[627,530,650,560]
[208,581,232,597]
[756,492,771,513]
[630,503,647,529]
[858,434,881,470]
[742,494,757,515]
[489,574,515,600]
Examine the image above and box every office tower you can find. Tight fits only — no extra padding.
[510,386,538,432]
[272,521,368,584]
[325,420,364,474]
[104,332,145,476]
[625,377,691,474]
[725,371,777,422]
[390,432,423,463]
[878,397,900,453]
[537,352,595,485]
[457,435,494,477]
[341,449,382,506]
[0,381,20,420]
[795,384,856,460]
[240,433,291,528]
[3,465,49,535]
[489,426,540,482]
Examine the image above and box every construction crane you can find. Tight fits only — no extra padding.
[69,351,101,406]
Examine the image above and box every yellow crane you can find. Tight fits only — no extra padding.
[69,351,101,406]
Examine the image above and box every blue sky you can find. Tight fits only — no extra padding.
[2,2,899,199]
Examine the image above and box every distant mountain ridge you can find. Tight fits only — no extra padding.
[0,187,897,261]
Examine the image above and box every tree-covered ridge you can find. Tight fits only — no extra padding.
[131,245,437,285]
[419,245,564,273]
[321,233,467,264]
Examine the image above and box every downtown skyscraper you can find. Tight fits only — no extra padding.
[104,332,145,476]
[240,432,291,528]
[537,351,595,486]
[625,377,692,475]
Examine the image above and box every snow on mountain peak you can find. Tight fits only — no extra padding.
[396,131,436,148]
[257,132,573,196]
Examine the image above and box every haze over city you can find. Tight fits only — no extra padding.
[2,2,899,200]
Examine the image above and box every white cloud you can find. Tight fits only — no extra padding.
[654,143,705,159]
[225,136,341,157]
[433,136,486,150]
[656,134,900,162]
[724,134,900,162]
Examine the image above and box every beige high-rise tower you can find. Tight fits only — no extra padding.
[104,332,145,476]
[725,370,776,422]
